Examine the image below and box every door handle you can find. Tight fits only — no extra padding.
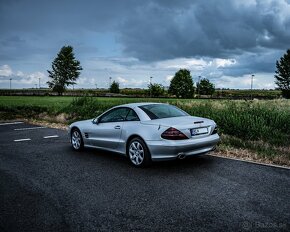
[114,125,121,129]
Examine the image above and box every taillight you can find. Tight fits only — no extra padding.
[161,127,188,140]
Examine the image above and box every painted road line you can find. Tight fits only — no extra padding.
[14,126,46,131]
[43,135,59,139]
[14,138,31,142]
[0,122,24,126]
[208,154,290,170]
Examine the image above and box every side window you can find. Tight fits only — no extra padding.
[99,108,130,123]
[125,109,140,121]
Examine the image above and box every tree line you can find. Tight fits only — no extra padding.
[106,76,215,98]
[47,46,290,98]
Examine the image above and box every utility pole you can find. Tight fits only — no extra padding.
[39,77,41,89]
[35,84,37,89]
[109,77,112,89]
[150,76,153,97]
[251,74,255,100]
[197,76,201,98]
[9,78,12,90]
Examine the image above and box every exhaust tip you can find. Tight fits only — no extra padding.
[177,153,186,160]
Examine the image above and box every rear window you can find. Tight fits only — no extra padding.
[139,104,188,120]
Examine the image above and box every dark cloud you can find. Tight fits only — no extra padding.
[0,0,139,62]
[1,0,289,61]
[0,0,138,33]
[219,49,285,77]
[118,0,290,60]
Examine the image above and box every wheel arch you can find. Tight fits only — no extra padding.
[126,134,151,157]
[70,126,81,136]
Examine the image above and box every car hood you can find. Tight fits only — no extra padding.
[141,116,215,129]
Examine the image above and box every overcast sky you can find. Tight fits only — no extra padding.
[0,0,290,89]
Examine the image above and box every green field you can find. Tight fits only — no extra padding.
[0,96,289,165]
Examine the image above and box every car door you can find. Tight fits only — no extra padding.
[89,107,130,149]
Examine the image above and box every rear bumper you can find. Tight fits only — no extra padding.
[146,134,220,161]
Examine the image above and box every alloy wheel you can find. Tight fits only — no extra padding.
[129,141,144,165]
[72,130,82,150]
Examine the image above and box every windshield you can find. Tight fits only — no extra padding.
[139,104,189,120]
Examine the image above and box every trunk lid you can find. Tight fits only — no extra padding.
[141,116,214,129]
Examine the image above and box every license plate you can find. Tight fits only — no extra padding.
[191,127,208,136]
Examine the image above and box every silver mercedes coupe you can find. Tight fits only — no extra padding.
[69,103,219,167]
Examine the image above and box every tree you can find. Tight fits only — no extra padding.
[168,69,194,98]
[197,78,215,96]
[148,83,165,97]
[47,46,82,95]
[110,81,120,93]
[275,49,290,98]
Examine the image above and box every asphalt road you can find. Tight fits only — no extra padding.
[0,121,289,232]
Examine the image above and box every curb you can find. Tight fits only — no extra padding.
[209,154,290,170]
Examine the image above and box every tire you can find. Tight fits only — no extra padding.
[127,137,151,167]
[71,128,84,151]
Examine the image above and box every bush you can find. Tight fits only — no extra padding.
[197,78,215,95]
[63,96,107,120]
[282,89,290,98]
[109,81,120,93]
[148,83,165,97]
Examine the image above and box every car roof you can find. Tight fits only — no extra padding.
[117,102,164,109]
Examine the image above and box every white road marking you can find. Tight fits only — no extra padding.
[14,138,31,142]
[43,135,59,139]
[208,154,290,170]
[0,122,24,126]
[14,126,46,131]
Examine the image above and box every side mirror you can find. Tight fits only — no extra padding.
[92,118,99,124]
